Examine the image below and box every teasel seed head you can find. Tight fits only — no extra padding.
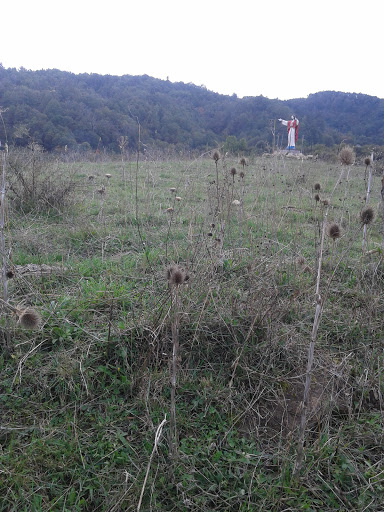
[6,269,15,279]
[321,199,329,206]
[240,157,246,168]
[364,157,371,167]
[297,256,305,266]
[212,151,220,163]
[167,265,189,285]
[338,146,355,166]
[327,223,341,240]
[16,308,41,330]
[230,167,237,177]
[314,183,321,191]
[360,206,374,225]
[314,194,320,202]
[239,171,245,179]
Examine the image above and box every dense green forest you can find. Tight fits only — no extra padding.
[1,65,384,153]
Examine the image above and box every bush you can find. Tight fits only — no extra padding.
[6,145,77,213]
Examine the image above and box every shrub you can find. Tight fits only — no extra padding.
[6,147,77,213]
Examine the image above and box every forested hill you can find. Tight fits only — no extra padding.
[1,65,383,153]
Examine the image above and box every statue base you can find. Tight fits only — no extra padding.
[274,149,304,157]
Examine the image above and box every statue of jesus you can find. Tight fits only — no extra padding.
[278,116,299,150]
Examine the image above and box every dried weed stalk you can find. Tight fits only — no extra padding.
[167,265,188,460]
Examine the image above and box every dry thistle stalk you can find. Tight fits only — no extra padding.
[362,152,374,251]
[295,164,346,478]
[167,265,189,460]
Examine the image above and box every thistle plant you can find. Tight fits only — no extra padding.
[294,165,346,477]
[0,151,10,348]
[0,298,41,330]
[382,176,384,253]
[362,153,374,251]
[117,135,128,183]
[364,156,371,181]
[360,206,374,226]
[327,222,341,241]
[212,150,221,214]
[167,265,189,461]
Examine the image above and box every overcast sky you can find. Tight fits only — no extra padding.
[1,0,383,101]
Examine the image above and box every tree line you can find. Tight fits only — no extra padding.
[1,65,383,153]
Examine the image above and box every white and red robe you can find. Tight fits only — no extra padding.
[280,118,299,149]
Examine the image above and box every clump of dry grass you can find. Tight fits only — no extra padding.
[338,146,355,166]
[360,206,374,225]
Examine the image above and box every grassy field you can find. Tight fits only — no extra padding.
[0,148,383,511]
